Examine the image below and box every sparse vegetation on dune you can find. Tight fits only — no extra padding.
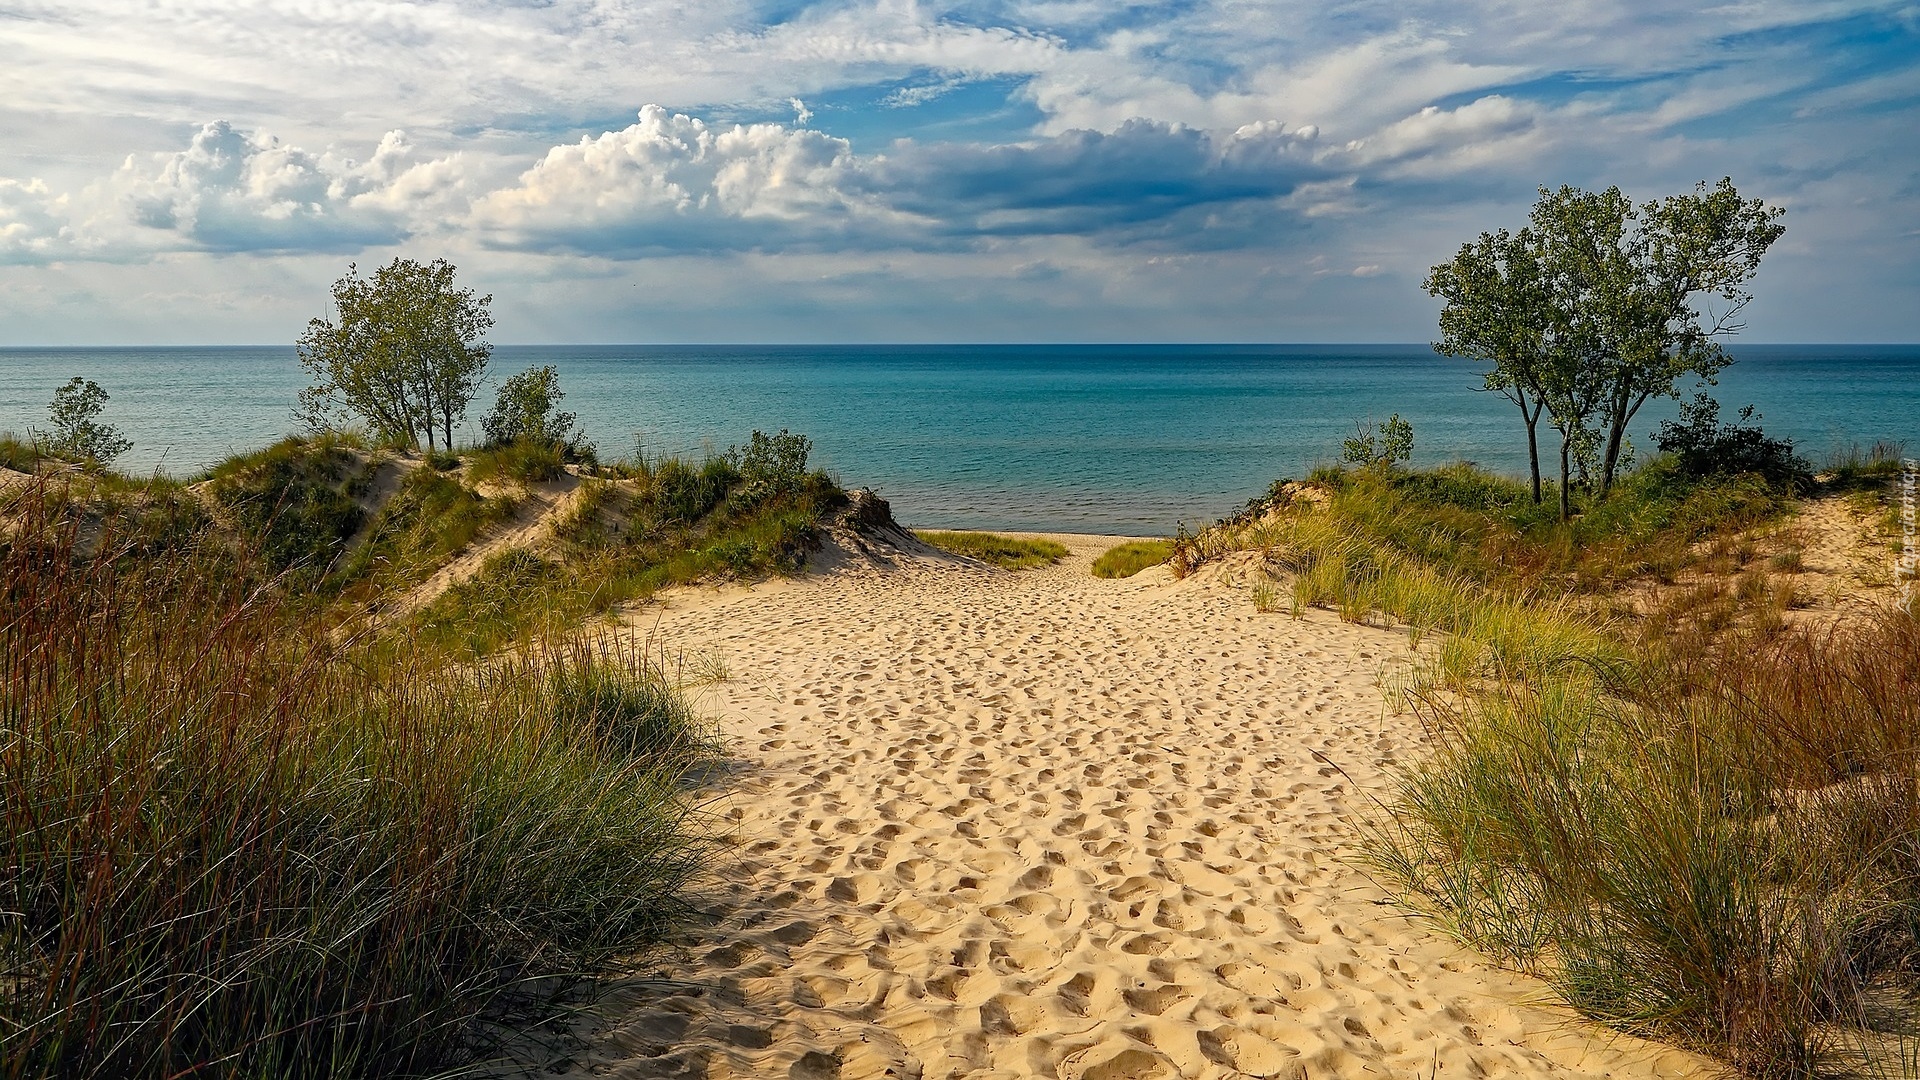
[0,417,862,1074]
[1182,441,1917,1076]
[1091,539,1175,578]
[914,530,1068,569]
[1373,612,1920,1077]
[412,440,844,660]
[0,489,718,1080]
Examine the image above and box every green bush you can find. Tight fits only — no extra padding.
[1655,394,1812,492]
[481,365,575,448]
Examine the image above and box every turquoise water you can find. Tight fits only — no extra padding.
[2,344,1915,533]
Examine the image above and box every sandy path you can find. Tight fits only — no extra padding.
[541,535,1710,1080]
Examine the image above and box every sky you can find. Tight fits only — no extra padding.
[1,0,1916,344]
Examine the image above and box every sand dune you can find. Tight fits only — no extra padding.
[528,534,1712,1080]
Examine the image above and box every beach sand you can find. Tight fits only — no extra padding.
[530,533,1712,1080]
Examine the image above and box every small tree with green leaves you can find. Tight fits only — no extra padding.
[37,377,131,465]
[1342,414,1413,472]
[727,429,813,507]
[297,258,492,451]
[1528,179,1784,496]
[482,365,576,448]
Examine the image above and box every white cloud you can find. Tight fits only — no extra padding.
[472,106,902,254]
[0,0,1914,338]
[0,178,72,263]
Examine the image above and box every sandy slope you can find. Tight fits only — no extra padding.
[516,534,1712,1080]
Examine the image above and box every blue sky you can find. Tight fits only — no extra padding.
[0,0,1916,343]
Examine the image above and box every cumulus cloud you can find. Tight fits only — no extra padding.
[0,179,72,263]
[105,121,456,253]
[471,106,900,254]
[468,108,1328,255]
[0,0,1915,338]
[0,122,472,261]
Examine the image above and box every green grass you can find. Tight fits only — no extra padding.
[914,530,1068,570]
[467,439,565,485]
[1369,613,1920,1076]
[411,451,843,660]
[1180,450,1920,1075]
[203,436,372,578]
[0,431,42,472]
[336,465,518,597]
[0,494,718,1080]
[1091,539,1175,578]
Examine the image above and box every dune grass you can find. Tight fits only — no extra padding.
[1371,613,1920,1076]
[914,530,1068,570]
[1184,452,1920,1075]
[1091,539,1174,578]
[0,491,718,1079]
[467,438,566,485]
[0,432,41,473]
[411,451,841,659]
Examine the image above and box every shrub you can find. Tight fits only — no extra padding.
[35,376,131,465]
[727,429,814,509]
[206,439,367,576]
[0,501,715,1080]
[1342,413,1413,470]
[482,365,575,448]
[1656,393,1812,492]
[1091,539,1175,578]
[914,530,1068,570]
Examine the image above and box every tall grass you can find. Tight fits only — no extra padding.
[1371,613,1920,1076]
[0,488,718,1079]
[1213,506,1622,685]
[1183,452,1920,1074]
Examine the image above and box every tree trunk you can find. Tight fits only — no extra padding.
[1599,390,1651,495]
[1599,411,1626,496]
[1524,402,1544,504]
[1558,434,1572,522]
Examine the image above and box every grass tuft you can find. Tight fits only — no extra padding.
[1092,539,1175,578]
[914,530,1068,570]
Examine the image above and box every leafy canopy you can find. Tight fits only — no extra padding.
[297,258,493,451]
[38,376,131,465]
[482,365,576,448]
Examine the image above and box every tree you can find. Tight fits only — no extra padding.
[1341,414,1413,471]
[481,365,576,447]
[296,258,493,451]
[1529,179,1784,496]
[1425,229,1552,502]
[1431,180,1784,519]
[37,377,131,465]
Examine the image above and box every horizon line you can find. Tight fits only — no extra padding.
[5,340,1920,350]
